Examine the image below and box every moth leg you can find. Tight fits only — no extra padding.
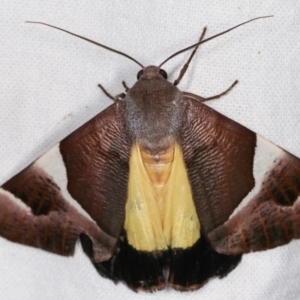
[114,93,126,101]
[122,80,130,92]
[98,83,126,102]
[183,80,238,103]
[98,83,114,100]
[201,80,238,102]
[173,27,207,86]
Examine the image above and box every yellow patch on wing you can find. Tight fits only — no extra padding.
[124,141,200,251]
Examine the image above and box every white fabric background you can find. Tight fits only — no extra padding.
[1,1,300,299]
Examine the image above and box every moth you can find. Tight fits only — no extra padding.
[1,16,299,292]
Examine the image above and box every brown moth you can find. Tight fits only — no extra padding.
[1,16,300,292]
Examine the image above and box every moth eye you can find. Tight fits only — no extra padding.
[137,69,144,79]
[159,69,168,79]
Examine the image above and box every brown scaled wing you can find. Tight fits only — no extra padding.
[181,94,300,255]
[0,102,130,262]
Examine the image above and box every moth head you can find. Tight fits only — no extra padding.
[137,66,168,80]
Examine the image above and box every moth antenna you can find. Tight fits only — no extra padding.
[159,15,273,68]
[173,27,207,86]
[25,21,144,68]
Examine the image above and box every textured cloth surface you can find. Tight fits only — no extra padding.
[1,1,300,299]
